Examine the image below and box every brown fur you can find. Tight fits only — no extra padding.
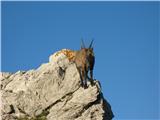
[74,44,95,88]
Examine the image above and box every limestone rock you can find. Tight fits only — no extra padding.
[0,49,114,120]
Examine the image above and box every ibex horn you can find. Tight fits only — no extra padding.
[89,39,94,48]
[81,38,85,48]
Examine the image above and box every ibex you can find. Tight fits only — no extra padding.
[74,39,95,88]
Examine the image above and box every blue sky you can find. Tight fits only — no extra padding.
[2,2,159,119]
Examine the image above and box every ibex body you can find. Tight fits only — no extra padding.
[74,40,95,88]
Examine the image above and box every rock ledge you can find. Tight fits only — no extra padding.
[0,49,114,120]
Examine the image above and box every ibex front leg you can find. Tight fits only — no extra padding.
[82,70,87,89]
[77,67,84,87]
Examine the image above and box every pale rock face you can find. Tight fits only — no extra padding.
[0,49,114,120]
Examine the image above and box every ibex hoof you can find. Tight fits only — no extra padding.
[91,81,95,86]
[83,84,88,89]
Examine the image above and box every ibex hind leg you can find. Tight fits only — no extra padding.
[83,71,88,89]
[90,70,94,86]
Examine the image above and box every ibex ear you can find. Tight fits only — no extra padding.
[81,38,85,49]
[89,39,94,48]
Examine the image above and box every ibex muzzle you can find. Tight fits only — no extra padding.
[74,39,95,88]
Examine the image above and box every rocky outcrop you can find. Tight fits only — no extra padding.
[0,49,114,120]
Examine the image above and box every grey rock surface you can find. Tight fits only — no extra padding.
[0,50,114,120]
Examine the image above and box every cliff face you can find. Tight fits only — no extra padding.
[0,49,114,120]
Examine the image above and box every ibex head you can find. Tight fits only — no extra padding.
[81,39,94,56]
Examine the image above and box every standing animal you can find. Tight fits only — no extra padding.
[74,39,95,88]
